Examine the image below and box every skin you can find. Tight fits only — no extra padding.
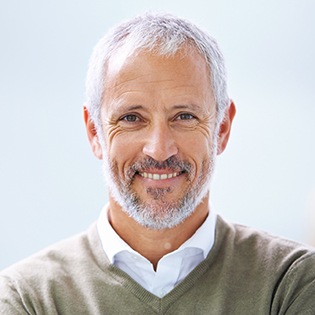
[84,47,236,269]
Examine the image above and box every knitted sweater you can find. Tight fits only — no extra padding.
[1,216,315,314]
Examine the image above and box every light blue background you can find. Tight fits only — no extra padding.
[1,0,315,270]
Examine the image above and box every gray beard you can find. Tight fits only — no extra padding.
[102,153,215,230]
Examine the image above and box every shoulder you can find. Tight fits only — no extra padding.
[213,215,315,286]
[213,215,315,313]
[0,223,107,312]
[1,223,100,277]
[216,215,315,261]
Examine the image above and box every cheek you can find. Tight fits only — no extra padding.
[179,132,214,157]
[178,134,215,177]
[106,131,143,173]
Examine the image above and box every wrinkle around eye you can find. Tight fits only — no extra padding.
[198,123,213,138]
[106,123,123,144]
[197,115,216,138]
[171,113,199,129]
[106,116,146,139]
[172,114,215,137]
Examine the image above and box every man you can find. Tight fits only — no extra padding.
[1,13,315,314]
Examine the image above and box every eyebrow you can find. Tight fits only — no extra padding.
[112,103,202,115]
[172,104,202,111]
[124,105,144,111]
[112,105,146,115]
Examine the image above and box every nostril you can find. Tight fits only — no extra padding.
[142,140,178,161]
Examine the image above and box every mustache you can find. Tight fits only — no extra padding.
[127,156,192,178]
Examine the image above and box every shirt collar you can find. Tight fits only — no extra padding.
[97,204,133,263]
[97,203,217,263]
[176,208,216,259]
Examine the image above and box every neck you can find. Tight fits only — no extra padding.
[107,196,210,269]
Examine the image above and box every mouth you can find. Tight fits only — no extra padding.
[138,171,182,180]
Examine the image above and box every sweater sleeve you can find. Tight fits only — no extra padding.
[271,252,315,315]
[0,275,30,315]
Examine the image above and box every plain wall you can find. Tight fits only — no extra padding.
[1,0,315,269]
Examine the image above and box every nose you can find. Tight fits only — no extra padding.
[142,123,178,161]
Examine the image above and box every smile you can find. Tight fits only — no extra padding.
[139,172,181,180]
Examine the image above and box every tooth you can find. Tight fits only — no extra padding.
[142,172,179,180]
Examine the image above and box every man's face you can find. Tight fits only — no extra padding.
[99,48,218,229]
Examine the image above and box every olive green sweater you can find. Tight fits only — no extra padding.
[1,216,315,314]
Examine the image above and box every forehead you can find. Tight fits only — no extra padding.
[108,44,209,79]
[102,46,215,110]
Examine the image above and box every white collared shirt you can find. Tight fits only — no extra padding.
[97,205,216,298]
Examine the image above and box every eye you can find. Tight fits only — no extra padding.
[176,113,195,121]
[121,114,140,123]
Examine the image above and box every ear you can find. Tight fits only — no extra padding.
[217,101,236,155]
[83,106,103,160]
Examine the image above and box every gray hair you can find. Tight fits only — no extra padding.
[85,12,229,130]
